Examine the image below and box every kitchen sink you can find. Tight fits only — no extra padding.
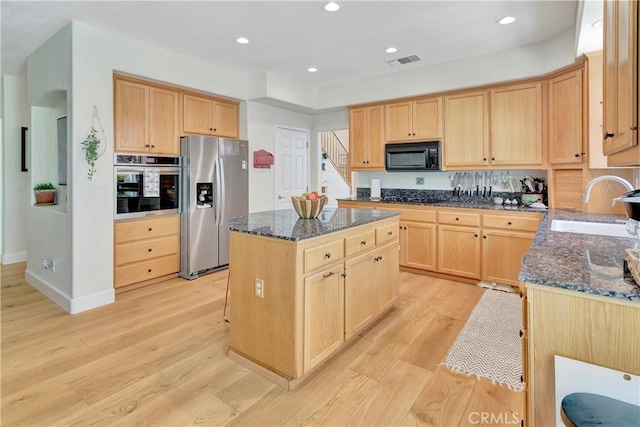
[550,219,635,238]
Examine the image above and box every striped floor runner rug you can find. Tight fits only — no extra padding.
[442,289,524,391]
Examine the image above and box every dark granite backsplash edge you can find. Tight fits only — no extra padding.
[356,187,534,204]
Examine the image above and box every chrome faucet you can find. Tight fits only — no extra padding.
[582,175,634,203]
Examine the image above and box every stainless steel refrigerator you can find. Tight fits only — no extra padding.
[179,136,249,279]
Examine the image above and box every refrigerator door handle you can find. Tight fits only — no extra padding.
[219,158,226,226]
[215,157,222,227]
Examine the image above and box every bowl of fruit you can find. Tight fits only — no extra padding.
[291,191,328,219]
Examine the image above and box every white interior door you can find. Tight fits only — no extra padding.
[276,127,309,209]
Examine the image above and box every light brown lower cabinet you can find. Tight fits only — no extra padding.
[400,221,437,271]
[114,215,180,288]
[437,224,481,279]
[481,230,535,286]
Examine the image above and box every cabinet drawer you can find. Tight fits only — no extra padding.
[376,223,399,245]
[114,254,179,288]
[115,215,179,243]
[400,209,436,223]
[115,235,179,266]
[483,214,540,232]
[438,211,480,227]
[345,230,376,257]
[304,239,344,273]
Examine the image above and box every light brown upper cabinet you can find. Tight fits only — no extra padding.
[490,82,544,167]
[548,68,585,165]
[444,91,490,168]
[349,105,385,170]
[385,96,442,142]
[182,93,239,139]
[114,78,179,155]
[603,0,639,165]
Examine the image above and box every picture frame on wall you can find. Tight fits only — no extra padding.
[57,116,67,186]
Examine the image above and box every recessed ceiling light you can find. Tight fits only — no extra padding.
[322,2,341,12]
[307,67,318,73]
[591,19,603,29]
[497,16,516,25]
[236,37,249,44]
[384,47,398,54]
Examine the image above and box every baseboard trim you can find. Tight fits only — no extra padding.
[2,251,27,265]
[25,270,115,314]
[25,269,72,312]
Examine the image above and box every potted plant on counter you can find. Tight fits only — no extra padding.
[33,182,56,205]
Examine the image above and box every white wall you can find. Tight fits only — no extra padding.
[246,102,313,212]
[26,24,75,310]
[1,76,29,264]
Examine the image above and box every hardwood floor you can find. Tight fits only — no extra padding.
[1,263,523,426]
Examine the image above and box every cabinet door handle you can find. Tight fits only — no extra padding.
[361,240,367,246]
[213,128,217,132]
[148,228,153,231]
[520,375,524,383]
[482,235,486,239]
[604,132,615,139]
[387,231,393,236]
[631,126,638,130]
[507,221,512,225]
[151,145,155,148]
[148,269,152,273]
[475,234,479,238]
[519,329,524,337]
[455,217,460,221]
[325,252,331,259]
[491,157,495,161]
[148,248,152,252]
[483,157,487,161]
[323,271,335,278]
[145,144,150,148]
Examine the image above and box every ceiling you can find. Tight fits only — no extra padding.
[2,1,600,89]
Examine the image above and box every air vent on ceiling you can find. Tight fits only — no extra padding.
[387,54,422,66]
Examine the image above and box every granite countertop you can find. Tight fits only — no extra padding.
[338,197,548,213]
[518,210,640,302]
[228,208,399,242]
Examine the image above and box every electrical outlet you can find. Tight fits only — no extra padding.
[416,177,425,185]
[255,278,264,298]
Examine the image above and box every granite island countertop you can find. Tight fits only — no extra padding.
[228,208,399,242]
[518,209,640,302]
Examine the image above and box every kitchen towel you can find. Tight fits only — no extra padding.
[370,179,381,200]
[143,168,160,197]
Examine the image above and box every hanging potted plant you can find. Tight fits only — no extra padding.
[33,182,56,205]
[81,127,100,180]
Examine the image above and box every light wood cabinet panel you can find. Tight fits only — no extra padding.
[114,235,179,265]
[482,214,540,232]
[375,223,398,245]
[114,79,148,153]
[385,101,413,142]
[114,78,179,155]
[438,225,481,279]
[114,214,180,288]
[481,230,534,286]
[304,239,344,273]
[444,91,490,168]
[385,97,442,142]
[490,82,544,167]
[603,0,639,161]
[344,250,378,338]
[182,93,239,138]
[349,105,385,170]
[438,210,480,227]
[548,69,585,165]
[304,264,344,372]
[375,242,399,313]
[525,285,640,427]
[345,230,376,257]
[114,255,180,288]
[148,87,179,155]
[400,221,436,271]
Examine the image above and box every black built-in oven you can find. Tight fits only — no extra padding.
[114,154,181,220]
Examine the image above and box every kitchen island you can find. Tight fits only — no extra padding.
[518,210,640,426]
[227,208,400,389]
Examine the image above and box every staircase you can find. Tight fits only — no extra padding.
[320,130,350,185]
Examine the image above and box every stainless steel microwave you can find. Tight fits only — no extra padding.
[385,141,441,171]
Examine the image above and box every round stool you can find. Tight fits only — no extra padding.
[560,392,640,426]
